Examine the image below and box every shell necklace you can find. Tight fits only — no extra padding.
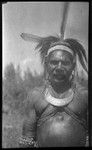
[45,87,74,107]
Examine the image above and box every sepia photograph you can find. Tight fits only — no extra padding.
[2,2,88,147]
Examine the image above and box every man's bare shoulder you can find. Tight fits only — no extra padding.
[27,86,45,104]
[24,86,45,116]
[76,82,88,94]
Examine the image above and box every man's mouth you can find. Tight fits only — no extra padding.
[53,73,66,80]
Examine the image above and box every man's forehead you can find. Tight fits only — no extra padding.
[49,50,73,59]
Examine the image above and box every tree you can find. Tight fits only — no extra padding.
[4,63,16,82]
[23,67,35,91]
[3,63,27,112]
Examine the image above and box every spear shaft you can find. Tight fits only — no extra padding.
[60,2,70,39]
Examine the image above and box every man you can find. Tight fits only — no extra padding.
[19,36,88,147]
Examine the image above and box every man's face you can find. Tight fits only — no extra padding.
[46,50,75,83]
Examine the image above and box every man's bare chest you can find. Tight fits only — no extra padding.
[35,89,87,122]
[35,92,87,147]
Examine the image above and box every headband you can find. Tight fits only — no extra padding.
[47,45,73,55]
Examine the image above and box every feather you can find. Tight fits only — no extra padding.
[20,33,43,43]
[64,38,88,73]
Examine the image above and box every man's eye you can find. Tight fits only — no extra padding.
[63,61,71,65]
[50,61,58,65]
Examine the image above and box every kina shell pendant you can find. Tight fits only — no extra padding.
[45,88,74,107]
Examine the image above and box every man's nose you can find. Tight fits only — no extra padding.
[57,61,62,69]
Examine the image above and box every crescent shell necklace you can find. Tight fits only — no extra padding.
[45,88,74,107]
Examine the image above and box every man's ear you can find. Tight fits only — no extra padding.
[72,56,76,69]
[44,56,49,67]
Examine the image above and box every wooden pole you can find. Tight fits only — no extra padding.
[60,2,70,39]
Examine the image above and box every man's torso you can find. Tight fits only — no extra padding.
[28,84,88,147]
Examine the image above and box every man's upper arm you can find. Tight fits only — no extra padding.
[77,83,88,104]
[81,87,88,105]
[22,90,37,139]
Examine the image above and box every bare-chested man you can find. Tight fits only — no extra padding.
[19,37,88,147]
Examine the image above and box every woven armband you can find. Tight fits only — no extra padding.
[19,136,35,147]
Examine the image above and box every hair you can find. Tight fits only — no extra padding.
[35,36,88,73]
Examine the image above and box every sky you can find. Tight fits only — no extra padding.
[2,2,88,77]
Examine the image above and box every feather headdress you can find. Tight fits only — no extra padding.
[21,33,88,73]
